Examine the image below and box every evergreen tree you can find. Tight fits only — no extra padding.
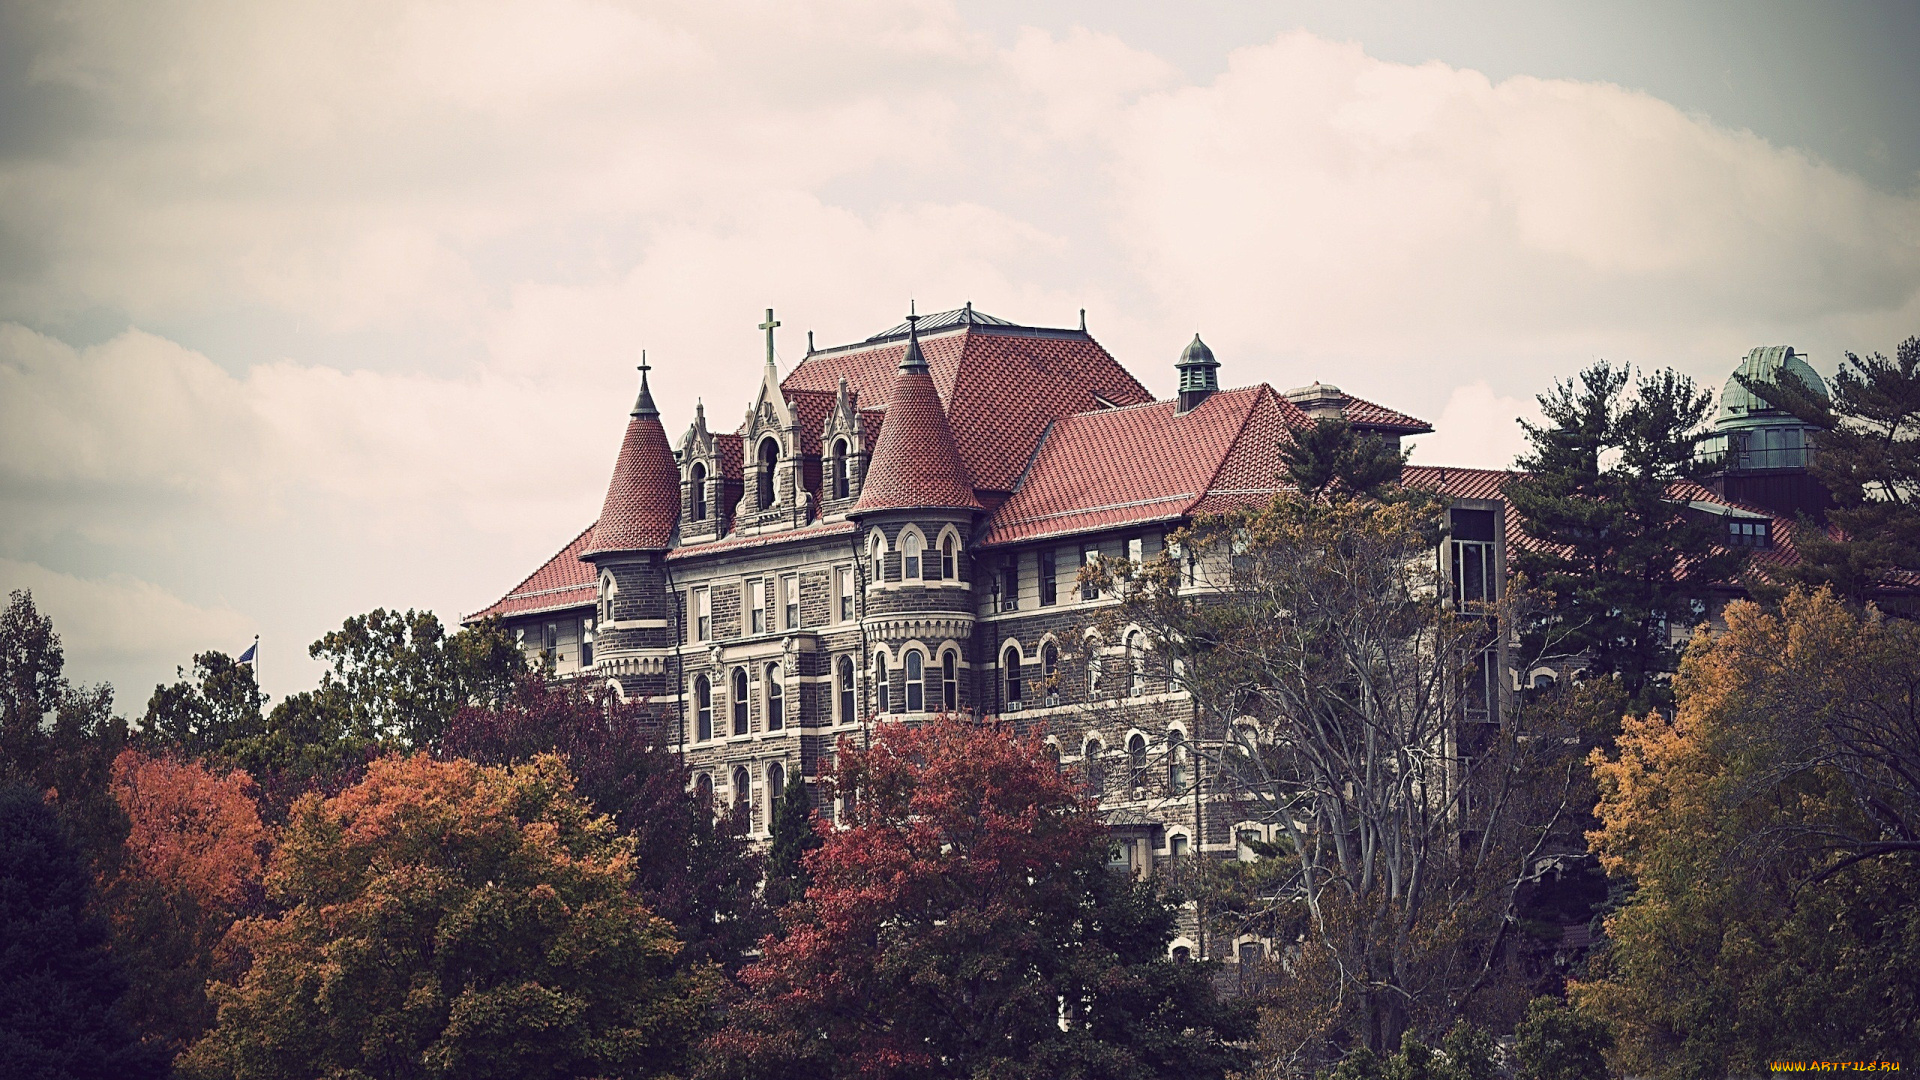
[1507,362,1745,706]
[0,783,165,1080]
[1512,998,1610,1080]
[1740,335,1920,604]
[764,771,819,910]
[1280,417,1407,503]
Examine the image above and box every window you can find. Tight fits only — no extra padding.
[905,649,925,712]
[542,622,558,664]
[869,535,885,582]
[602,576,616,624]
[695,773,713,816]
[749,579,766,634]
[695,587,711,641]
[1172,945,1192,963]
[903,532,924,580]
[1128,536,1144,564]
[766,663,784,730]
[733,765,752,823]
[1169,539,1196,586]
[1000,559,1019,611]
[941,536,956,580]
[581,617,593,668]
[732,668,749,735]
[1004,646,1023,710]
[1128,733,1148,789]
[942,651,958,710]
[1449,508,1498,607]
[767,762,786,812]
[1170,833,1189,860]
[757,438,779,510]
[691,462,708,521]
[1465,645,1497,722]
[1084,738,1105,791]
[835,567,854,622]
[831,439,849,499]
[1729,519,1771,548]
[695,676,713,741]
[1081,547,1099,600]
[1040,549,1057,606]
[1168,728,1189,793]
[1089,649,1104,697]
[1126,631,1145,697]
[1042,643,1059,705]
[782,575,798,629]
[839,656,857,723]
[875,654,890,713]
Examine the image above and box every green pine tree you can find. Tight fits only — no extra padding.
[764,771,820,909]
[1281,417,1408,503]
[1740,335,1920,604]
[1507,361,1747,706]
[1513,997,1611,1080]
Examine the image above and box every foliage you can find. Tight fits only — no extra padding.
[1511,998,1609,1080]
[1575,588,1920,1075]
[99,750,269,1058]
[708,713,1252,1080]
[1740,335,1920,603]
[308,609,524,746]
[0,782,166,1080]
[179,753,710,1080]
[439,674,767,970]
[1320,1022,1498,1080]
[1100,492,1583,1064]
[1507,361,1745,706]
[763,770,819,911]
[1280,417,1408,503]
[143,651,268,758]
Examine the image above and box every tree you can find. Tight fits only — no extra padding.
[1575,589,1920,1075]
[1512,998,1609,1080]
[99,750,269,1058]
[308,609,524,746]
[439,675,767,971]
[1279,418,1407,503]
[142,651,268,758]
[1506,362,1746,706]
[1098,492,1590,1066]
[763,771,819,911]
[179,753,711,1080]
[0,783,166,1080]
[708,713,1252,1080]
[1740,336,1920,603]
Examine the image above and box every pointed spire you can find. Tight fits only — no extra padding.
[631,351,658,418]
[856,307,980,516]
[899,308,929,373]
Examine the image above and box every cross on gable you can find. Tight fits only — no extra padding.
[759,308,780,367]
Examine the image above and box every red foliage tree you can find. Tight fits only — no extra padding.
[706,713,1251,1080]
[100,749,269,1057]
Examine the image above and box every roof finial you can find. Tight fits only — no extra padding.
[632,349,659,417]
[807,329,815,354]
[900,304,928,373]
[1079,308,1086,332]
[758,308,780,369]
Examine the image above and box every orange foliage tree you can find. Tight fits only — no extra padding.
[101,749,268,1057]
[179,753,711,1080]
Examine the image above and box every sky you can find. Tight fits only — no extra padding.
[2,0,1917,709]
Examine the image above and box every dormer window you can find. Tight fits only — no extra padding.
[1729,519,1771,548]
[832,439,850,499]
[691,462,708,521]
[757,438,779,510]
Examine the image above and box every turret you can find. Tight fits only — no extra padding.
[582,359,681,697]
[1176,334,1220,414]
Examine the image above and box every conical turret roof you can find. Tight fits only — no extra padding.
[584,364,679,556]
[853,319,982,514]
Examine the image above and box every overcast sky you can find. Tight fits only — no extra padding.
[3,0,1917,709]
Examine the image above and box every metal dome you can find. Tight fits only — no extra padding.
[1716,345,1829,432]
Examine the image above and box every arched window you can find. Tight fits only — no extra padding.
[691,462,708,521]
[732,764,752,823]
[875,654,890,713]
[695,772,713,817]
[902,532,924,580]
[1089,649,1104,698]
[767,761,786,812]
[601,575,616,624]
[941,536,957,580]
[1168,728,1190,793]
[732,668,749,736]
[1042,643,1059,704]
[869,535,885,582]
[941,650,958,710]
[1084,738,1105,792]
[832,439,849,499]
[1046,742,1062,771]
[904,649,925,712]
[766,663,784,730]
[1004,646,1023,709]
[695,675,713,742]
[1128,733,1148,789]
[839,656,857,724]
[1126,631,1145,697]
[757,438,779,510]
[1172,945,1192,963]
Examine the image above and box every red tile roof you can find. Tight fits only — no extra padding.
[583,411,680,555]
[784,326,1151,493]
[665,519,859,561]
[1343,394,1433,433]
[467,523,598,622]
[853,356,982,514]
[982,386,1274,546]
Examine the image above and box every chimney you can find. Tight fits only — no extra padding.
[1285,382,1346,421]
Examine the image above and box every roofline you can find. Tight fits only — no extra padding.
[801,321,1098,362]
[463,522,596,625]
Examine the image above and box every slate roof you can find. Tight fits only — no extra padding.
[582,409,680,556]
[468,523,599,621]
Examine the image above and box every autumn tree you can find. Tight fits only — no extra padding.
[98,750,269,1058]
[709,713,1252,1080]
[307,608,524,746]
[0,782,166,1080]
[180,753,711,1080]
[1098,491,1591,1067]
[1740,335,1920,603]
[1576,588,1920,1075]
[1507,362,1745,706]
[439,675,767,970]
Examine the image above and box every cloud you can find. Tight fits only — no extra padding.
[1405,382,1544,471]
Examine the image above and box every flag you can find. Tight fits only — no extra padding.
[238,641,257,665]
